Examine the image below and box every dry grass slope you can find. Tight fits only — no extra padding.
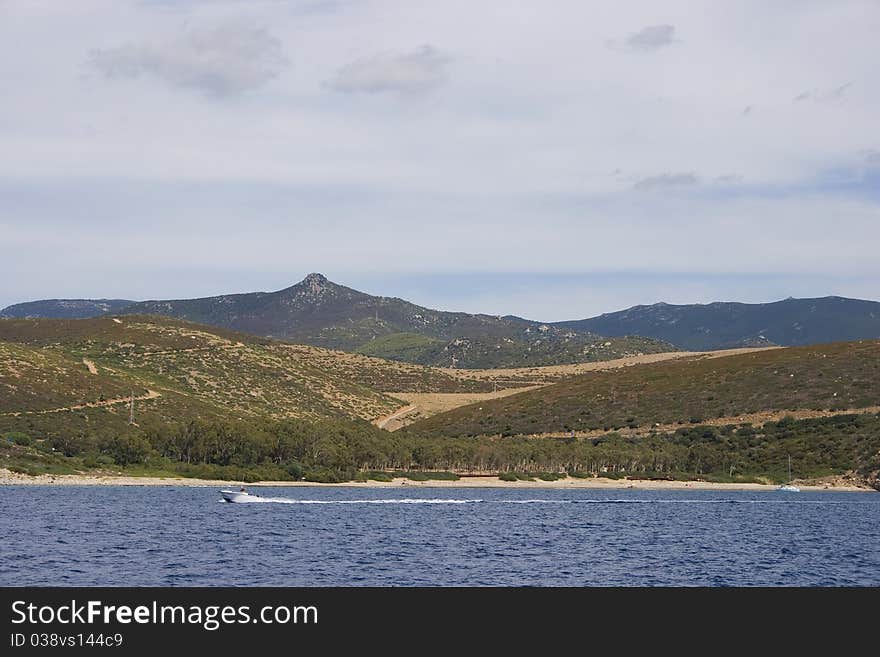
[0,316,537,435]
[377,348,776,429]
[406,340,880,437]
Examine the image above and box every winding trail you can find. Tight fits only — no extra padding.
[137,342,245,357]
[375,404,417,430]
[3,390,162,417]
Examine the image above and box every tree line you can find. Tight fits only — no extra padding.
[16,411,878,486]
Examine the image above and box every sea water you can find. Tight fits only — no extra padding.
[2,486,878,586]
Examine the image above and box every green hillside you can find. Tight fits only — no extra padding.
[405,340,880,437]
[0,341,140,412]
[4,317,879,488]
[356,330,670,369]
[0,315,503,443]
[356,332,446,362]
[0,315,521,482]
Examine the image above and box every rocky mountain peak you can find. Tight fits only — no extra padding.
[300,273,330,295]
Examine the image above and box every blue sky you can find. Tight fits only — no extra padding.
[1,0,878,320]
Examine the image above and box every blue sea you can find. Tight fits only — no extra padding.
[2,486,879,586]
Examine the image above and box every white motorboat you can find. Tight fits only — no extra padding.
[220,489,262,503]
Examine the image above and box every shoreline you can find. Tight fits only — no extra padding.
[0,469,872,492]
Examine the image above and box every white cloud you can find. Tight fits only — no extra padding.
[2,0,880,315]
[862,149,880,165]
[89,24,288,97]
[325,45,448,95]
[633,173,699,190]
[611,24,678,52]
[793,82,852,103]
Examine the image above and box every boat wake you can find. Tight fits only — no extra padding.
[511,499,847,505]
[225,497,484,505]
[222,496,847,506]
[503,499,575,504]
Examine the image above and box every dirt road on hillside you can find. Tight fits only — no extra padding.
[372,347,783,431]
[443,347,779,382]
[2,390,162,417]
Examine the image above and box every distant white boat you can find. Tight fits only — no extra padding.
[776,456,800,492]
[220,489,262,503]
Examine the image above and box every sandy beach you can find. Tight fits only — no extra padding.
[0,468,871,492]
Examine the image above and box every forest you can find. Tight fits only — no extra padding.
[4,411,879,487]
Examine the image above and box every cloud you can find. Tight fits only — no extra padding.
[633,172,699,190]
[614,24,678,52]
[862,149,880,165]
[714,174,744,184]
[325,45,448,95]
[88,25,288,97]
[4,1,880,319]
[794,82,852,103]
[139,0,354,16]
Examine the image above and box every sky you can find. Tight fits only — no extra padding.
[1,0,878,321]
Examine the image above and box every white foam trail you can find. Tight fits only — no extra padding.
[228,497,483,505]
[547,499,850,505]
[223,496,850,506]
[503,499,574,504]
[501,499,855,505]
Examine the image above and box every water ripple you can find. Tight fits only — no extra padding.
[1,486,877,586]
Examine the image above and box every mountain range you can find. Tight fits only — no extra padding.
[1,298,134,320]
[0,274,669,368]
[3,274,879,365]
[560,296,880,350]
